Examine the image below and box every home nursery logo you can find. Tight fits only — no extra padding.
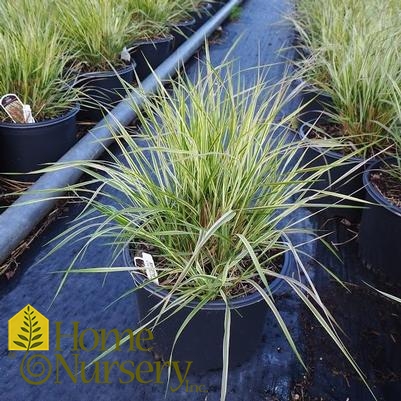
[7,305,207,393]
[8,304,49,351]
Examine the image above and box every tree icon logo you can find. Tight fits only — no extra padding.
[8,305,49,351]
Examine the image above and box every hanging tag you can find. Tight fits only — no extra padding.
[0,94,25,123]
[121,47,131,63]
[134,252,159,285]
[23,104,35,123]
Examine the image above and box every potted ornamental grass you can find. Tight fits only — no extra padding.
[168,0,198,49]
[123,0,216,81]
[125,0,179,80]
[291,0,393,105]
[301,28,399,156]
[188,1,214,30]
[290,0,355,106]
[359,79,401,281]
[0,0,79,181]
[43,56,373,399]
[293,0,401,220]
[167,0,224,50]
[57,0,137,121]
[292,0,400,129]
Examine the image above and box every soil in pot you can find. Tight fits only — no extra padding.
[299,120,367,222]
[125,245,291,373]
[369,168,401,208]
[74,63,135,122]
[0,105,79,182]
[359,160,401,280]
[129,36,173,81]
[170,18,197,50]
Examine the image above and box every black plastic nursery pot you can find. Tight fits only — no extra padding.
[74,63,135,122]
[129,35,174,81]
[171,18,197,51]
[124,246,292,373]
[299,121,367,222]
[296,79,334,124]
[0,105,79,182]
[359,159,401,280]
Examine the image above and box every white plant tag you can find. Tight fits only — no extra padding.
[0,94,25,123]
[121,47,131,63]
[23,104,35,123]
[134,252,159,285]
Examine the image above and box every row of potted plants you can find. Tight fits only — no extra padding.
[0,0,228,180]
[5,0,397,398]
[290,0,401,280]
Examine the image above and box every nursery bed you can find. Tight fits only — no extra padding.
[0,0,400,400]
[296,218,401,400]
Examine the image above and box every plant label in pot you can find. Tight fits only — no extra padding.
[0,94,32,124]
[134,252,159,285]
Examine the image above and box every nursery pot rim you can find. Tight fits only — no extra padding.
[0,104,80,130]
[170,16,197,29]
[299,120,367,164]
[75,62,136,81]
[363,158,401,216]
[128,34,174,50]
[123,244,291,311]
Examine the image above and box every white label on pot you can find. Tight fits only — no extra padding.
[142,252,158,284]
[23,104,35,123]
[134,252,159,285]
[0,94,25,123]
[121,47,131,63]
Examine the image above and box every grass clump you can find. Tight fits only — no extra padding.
[0,0,77,122]
[292,0,401,157]
[56,0,137,72]
[42,53,373,401]
[124,0,180,40]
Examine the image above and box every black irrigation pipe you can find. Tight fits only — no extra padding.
[0,0,242,266]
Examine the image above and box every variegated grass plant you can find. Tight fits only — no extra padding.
[292,0,401,158]
[43,56,374,400]
[124,0,182,39]
[56,0,138,72]
[171,0,204,21]
[308,28,400,157]
[292,0,398,66]
[0,0,77,121]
